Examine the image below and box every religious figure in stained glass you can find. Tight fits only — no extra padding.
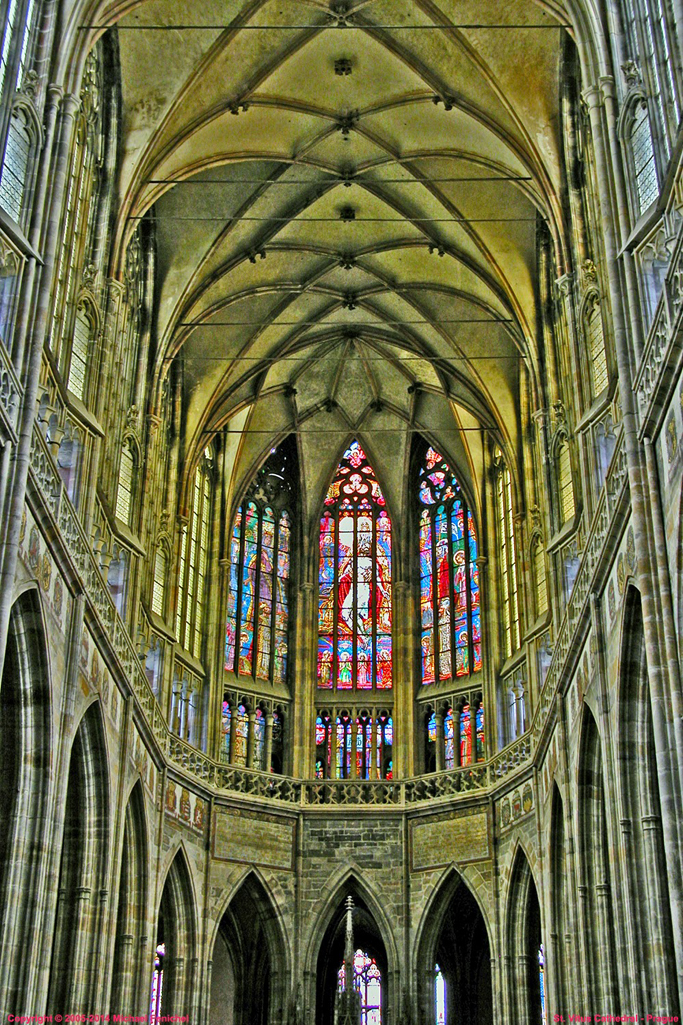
[418,445,481,684]
[225,440,295,684]
[317,440,393,691]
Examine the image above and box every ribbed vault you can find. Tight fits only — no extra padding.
[88,0,570,518]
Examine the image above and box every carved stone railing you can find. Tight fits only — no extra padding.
[28,424,167,745]
[305,778,403,806]
[404,762,489,803]
[532,430,629,748]
[0,227,25,442]
[0,336,21,441]
[635,225,683,431]
[488,733,530,782]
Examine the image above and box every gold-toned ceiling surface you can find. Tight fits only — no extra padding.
[100,0,567,521]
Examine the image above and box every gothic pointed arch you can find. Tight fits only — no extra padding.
[577,705,618,1014]
[414,868,493,1025]
[505,847,545,1025]
[110,780,149,1015]
[209,870,288,1025]
[0,588,51,1012]
[617,587,678,1015]
[155,845,198,1019]
[47,700,110,1015]
[549,784,568,1019]
[312,875,393,1025]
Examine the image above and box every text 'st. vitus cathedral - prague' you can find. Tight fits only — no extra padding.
[0,1,682,1023]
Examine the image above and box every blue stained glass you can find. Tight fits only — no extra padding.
[318,440,392,705]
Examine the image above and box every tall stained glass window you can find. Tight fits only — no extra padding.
[318,440,392,691]
[338,949,382,1025]
[539,944,547,1025]
[418,446,481,683]
[225,440,295,684]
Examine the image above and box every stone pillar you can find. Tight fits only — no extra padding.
[370,714,378,780]
[246,710,256,768]
[330,715,339,779]
[264,711,275,773]
[350,716,359,779]
[435,711,445,772]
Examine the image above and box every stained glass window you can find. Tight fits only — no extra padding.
[557,440,575,525]
[460,702,472,766]
[444,709,454,770]
[475,702,485,762]
[495,455,520,658]
[314,710,392,779]
[338,950,382,1025]
[435,964,446,1025]
[176,453,213,659]
[539,944,546,1025]
[418,446,481,683]
[225,441,295,684]
[317,440,392,691]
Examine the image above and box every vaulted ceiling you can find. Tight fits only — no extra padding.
[97,0,569,522]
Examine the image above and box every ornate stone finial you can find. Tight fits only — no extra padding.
[621,60,642,89]
[19,69,39,101]
[582,258,598,286]
[81,262,98,291]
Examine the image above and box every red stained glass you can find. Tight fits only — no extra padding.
[317,440,392,691]
[418,447,481,684]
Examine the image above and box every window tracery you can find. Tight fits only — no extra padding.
[315,708,393,780]
[425,692,485,771]
[176,451,213,661]
[418,445,481,683]
[317,440,392,692]
[337,949,382,1025]
[220,694,285,773]
[494,453,520,659]
[225,440,295,685]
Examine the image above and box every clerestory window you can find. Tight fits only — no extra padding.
[418,445,481,683]
[317,440,392,692]
[225,439,295,685]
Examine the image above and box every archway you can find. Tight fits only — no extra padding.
[154,849,197,1019]
[47,701,109,1015]
[209,872,286,1025]
[505,849,545,1025]
[316,888,388,1025]
[0,590,51,1013]
[110,782,149,1015]
[417,872,492,1025]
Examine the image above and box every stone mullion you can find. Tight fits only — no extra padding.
[435,710,445,772]
[264,711,274,774]
[293,581,314,778]
[393,579,412,778]
[585,80,683,992]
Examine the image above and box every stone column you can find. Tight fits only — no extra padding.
[330,714,339,779]
[264,711,275,773]
[246,710,256,768]
[435,711,445,772]
[370,713,378,779]
[350,715,358,779]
